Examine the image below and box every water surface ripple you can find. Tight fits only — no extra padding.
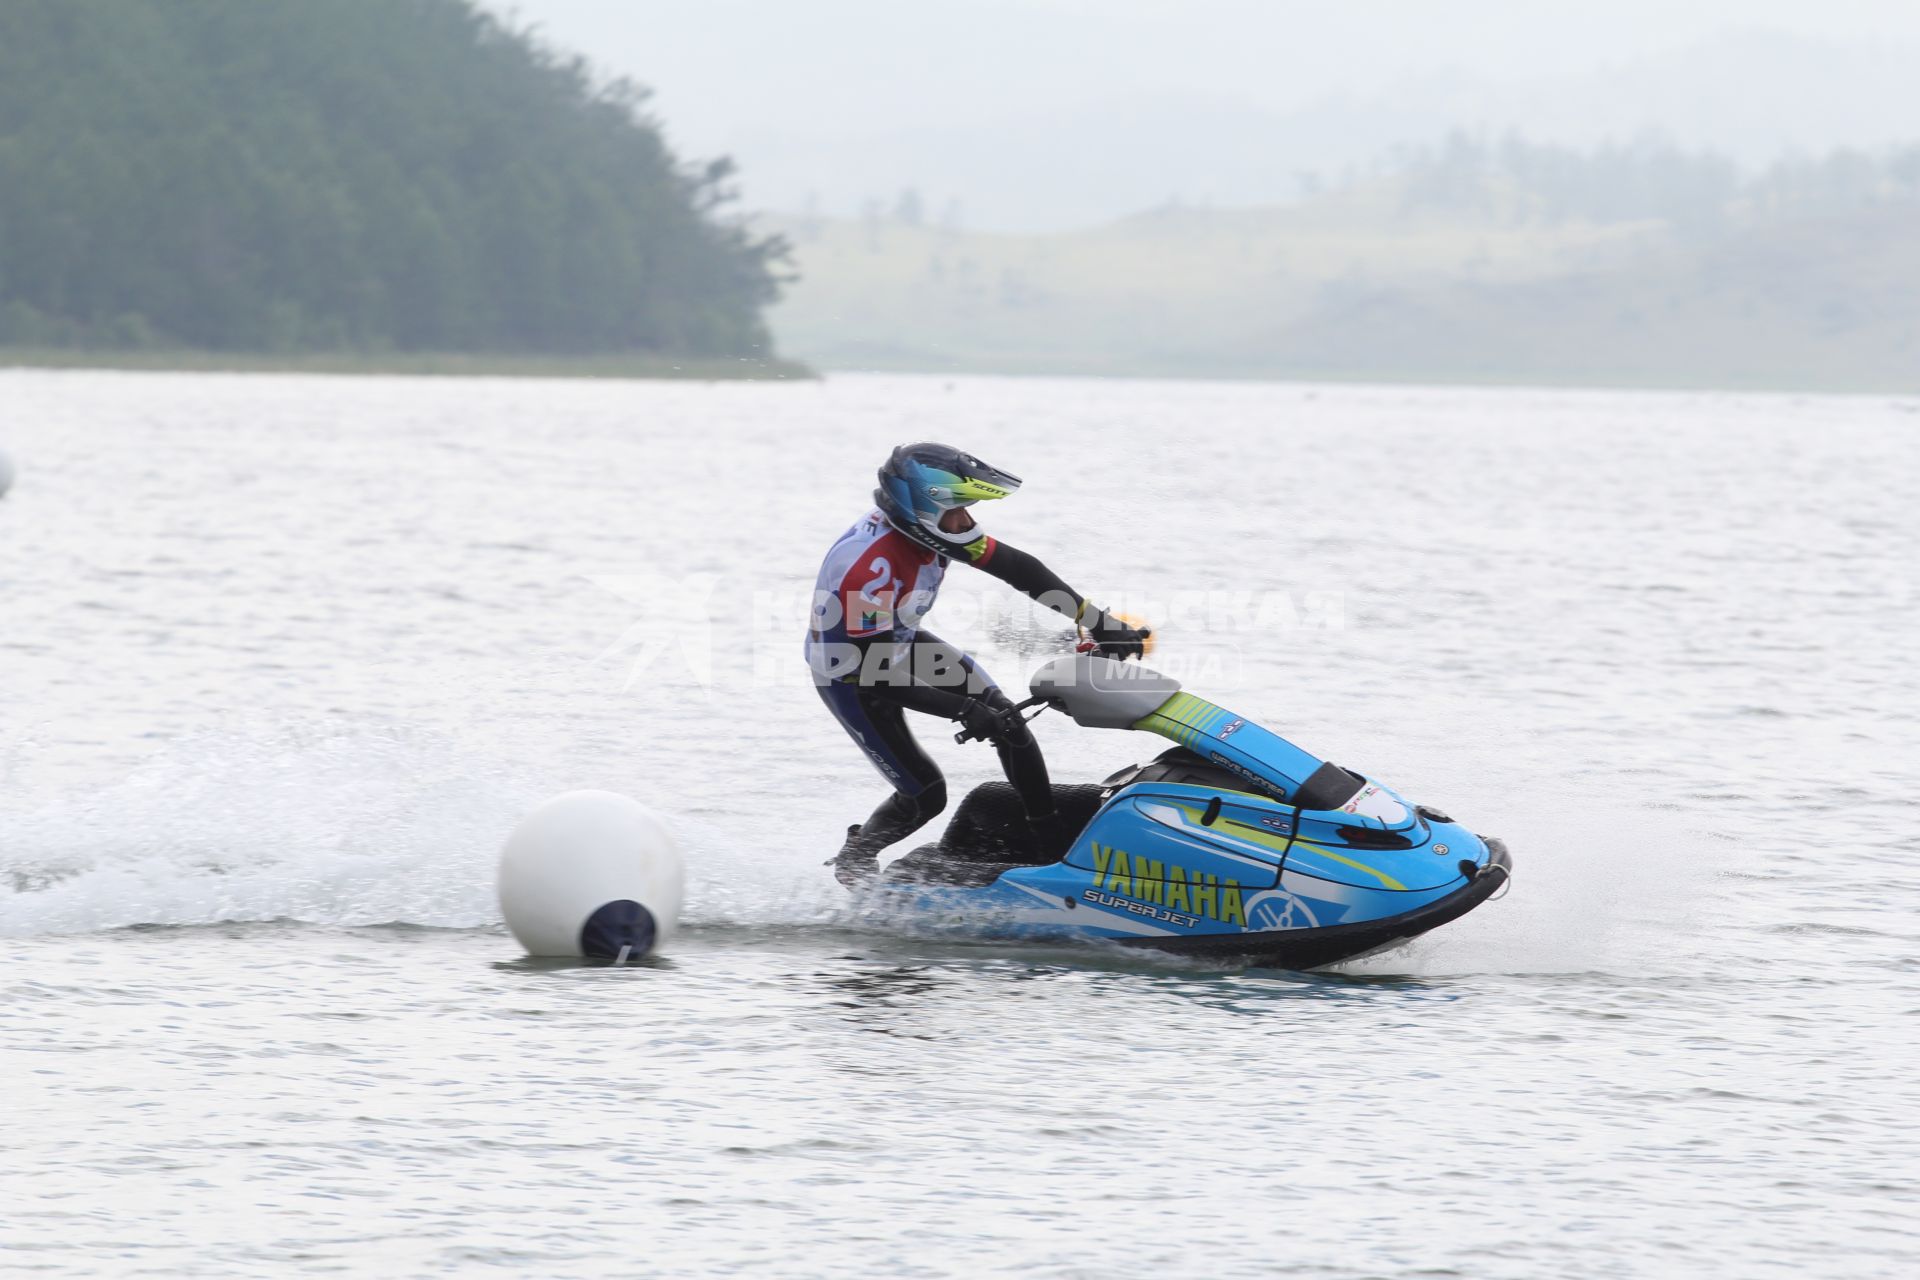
[2,371,1915,1276]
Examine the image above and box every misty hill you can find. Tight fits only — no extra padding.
[745,29,1920,233]
[508,3,1920,232]
[767,139,1920,392]
[0,0,786,360]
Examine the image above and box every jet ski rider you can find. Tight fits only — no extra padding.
[807,443,1152,887]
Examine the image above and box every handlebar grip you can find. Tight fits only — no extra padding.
[954,696,1046,745]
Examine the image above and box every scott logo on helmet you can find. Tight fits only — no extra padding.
[1087,842,1246,926]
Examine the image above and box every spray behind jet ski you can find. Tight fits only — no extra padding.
[862,655,1512,969]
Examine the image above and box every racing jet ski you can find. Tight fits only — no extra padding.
[864,655,1511,970]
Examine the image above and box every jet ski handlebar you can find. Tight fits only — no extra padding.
[952,696,1052,745]
[953,655,1181,744]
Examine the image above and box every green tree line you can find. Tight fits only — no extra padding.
[0,0,787,356]
[1378,133,1920,235]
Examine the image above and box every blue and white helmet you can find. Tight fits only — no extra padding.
[874,443,1023,553]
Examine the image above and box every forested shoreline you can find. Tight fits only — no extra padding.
[0,0,791,365]
[1373,134,1920,233]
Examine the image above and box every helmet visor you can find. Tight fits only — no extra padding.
[924,456,1021,509]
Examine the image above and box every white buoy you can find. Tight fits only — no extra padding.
[0,448,13,499]
[497,790,685,961]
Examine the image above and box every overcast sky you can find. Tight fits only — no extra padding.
[493,1,1920,228]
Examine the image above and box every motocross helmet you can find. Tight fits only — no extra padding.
[874,443,1022,554]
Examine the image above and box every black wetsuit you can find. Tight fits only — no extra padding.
[805,508,1096,859]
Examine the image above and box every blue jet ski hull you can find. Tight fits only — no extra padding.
[1110,836,1509,969]
[860,666,1514,969]
[856,660,1512,971]
[865,773,1508,969]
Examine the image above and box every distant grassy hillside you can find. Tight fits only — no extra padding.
[767,145,1920,392]
[0,0,789,367]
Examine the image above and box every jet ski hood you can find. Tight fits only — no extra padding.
[1029,654,1182,728]
[1030,655,1356,810]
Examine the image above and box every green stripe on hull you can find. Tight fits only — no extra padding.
[1133,691,1229,747]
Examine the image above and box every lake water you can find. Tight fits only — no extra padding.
[2,369,1915,1277]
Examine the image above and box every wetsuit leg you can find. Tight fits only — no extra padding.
[911,634,1062,855]
[818,634,1062,862]
[816,678,949,853]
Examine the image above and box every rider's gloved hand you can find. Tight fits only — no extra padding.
[956,697,1025,745]
[1086,609,1153,661]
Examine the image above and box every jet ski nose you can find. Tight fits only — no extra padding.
[1461,836,1513,886]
